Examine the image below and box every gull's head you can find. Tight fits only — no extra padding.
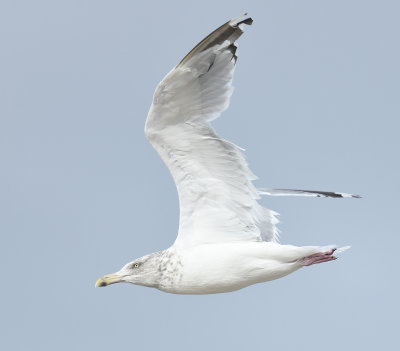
[95,252,162,289]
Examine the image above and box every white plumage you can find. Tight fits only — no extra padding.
[95,14,358,294]
[145,15,279,246]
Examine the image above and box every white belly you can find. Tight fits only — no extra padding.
[158,242,304,294]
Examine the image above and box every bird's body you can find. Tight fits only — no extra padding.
[158,243,310,294]
[96,14,357,294]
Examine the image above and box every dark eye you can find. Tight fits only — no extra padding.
[133,263,140,268]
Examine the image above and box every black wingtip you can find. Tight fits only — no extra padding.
[238,17,253,26]
[309,190,362,199]
[178,14,252,68]
[230,14,253,27]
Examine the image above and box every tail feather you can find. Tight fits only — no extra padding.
[317,245,351,254]
[335,245,351,254]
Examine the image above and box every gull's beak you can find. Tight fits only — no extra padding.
[95,273,124,287]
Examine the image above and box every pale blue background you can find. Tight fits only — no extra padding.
[1,1,399,350]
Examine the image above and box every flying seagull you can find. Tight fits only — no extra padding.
[95,14,358,294]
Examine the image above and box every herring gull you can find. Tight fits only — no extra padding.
[95,14,358,294]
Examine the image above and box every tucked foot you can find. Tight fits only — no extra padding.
[299,248,337,266]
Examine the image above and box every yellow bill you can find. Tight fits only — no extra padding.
[95,273,122,287]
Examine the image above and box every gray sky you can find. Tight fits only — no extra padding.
[1,0,399,350]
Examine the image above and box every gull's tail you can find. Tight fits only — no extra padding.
[259,188,361,198]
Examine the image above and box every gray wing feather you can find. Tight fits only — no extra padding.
[259,189,361,198]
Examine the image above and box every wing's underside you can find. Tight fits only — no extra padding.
[145,15,280,247]
[144,15,356,248]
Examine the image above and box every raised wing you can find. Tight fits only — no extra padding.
[145,15,279,247]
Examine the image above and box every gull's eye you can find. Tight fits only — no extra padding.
[133,263,140,268]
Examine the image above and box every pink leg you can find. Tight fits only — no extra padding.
[299,249,337,266]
